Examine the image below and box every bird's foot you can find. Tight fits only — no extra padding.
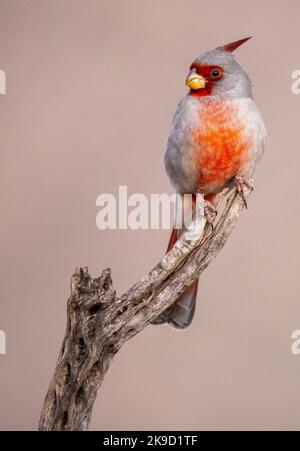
[235,175,254,208]
[204,200,217,227]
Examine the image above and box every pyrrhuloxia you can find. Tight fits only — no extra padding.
[153,37,267,329]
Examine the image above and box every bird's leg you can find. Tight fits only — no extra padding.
[195,190,217,228]
[235,175,254,208]
[204,200,217,227]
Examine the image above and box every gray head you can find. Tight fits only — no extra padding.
[185,37,253,99]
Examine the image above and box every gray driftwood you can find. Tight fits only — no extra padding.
[39,186,252,431]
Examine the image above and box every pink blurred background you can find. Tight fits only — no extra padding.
[0,0,300,430]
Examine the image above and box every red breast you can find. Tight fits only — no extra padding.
[191,99,253,194]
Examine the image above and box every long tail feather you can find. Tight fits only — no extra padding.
[151,226,199,329]
[151,192,218,329]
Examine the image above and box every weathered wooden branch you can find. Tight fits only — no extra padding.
[39,185,252,431]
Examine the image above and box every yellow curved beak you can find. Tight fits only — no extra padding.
[185,70,206,90]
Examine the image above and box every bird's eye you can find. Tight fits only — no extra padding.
[211,69,221,78]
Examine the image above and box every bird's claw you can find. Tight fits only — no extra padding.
[235,175,254,208]
[204,200,217,228]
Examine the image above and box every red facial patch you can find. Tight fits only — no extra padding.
[188,63,224,97]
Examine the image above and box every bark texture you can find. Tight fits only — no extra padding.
[39,186,252,431]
